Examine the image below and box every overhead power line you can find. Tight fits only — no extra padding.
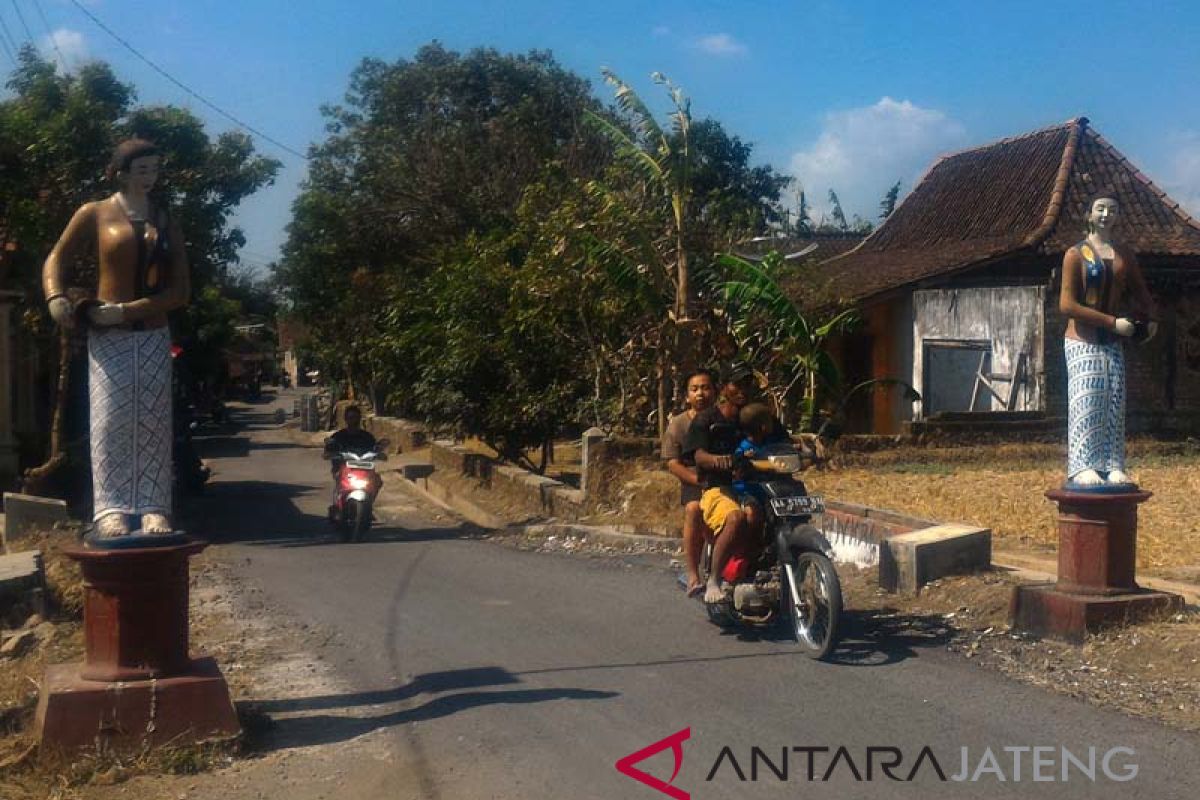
[0,12,18,65]
[8,0,32,45]
[67,0,308,162]
[30,0,66,69]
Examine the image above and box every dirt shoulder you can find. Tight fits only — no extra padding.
[838,565,1200,733]
[0,535,395,800]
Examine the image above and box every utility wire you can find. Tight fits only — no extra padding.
[9,0,33,45]
[0,12,18,66]
[67,0,308,162]
[30,0,65,70]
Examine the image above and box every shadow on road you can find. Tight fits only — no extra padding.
[823,608,956,667]
[252,667,522,713]
[186,478,479,548]
[242,666,617,751]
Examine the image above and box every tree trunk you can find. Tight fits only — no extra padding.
[675,235,689,321]
[657,348,668,440]
[20,331,71,495]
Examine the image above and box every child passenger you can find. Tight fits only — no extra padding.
[732,402,789,504]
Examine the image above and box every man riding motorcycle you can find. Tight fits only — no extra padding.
[323,405,377,518]
[682,380,763,604]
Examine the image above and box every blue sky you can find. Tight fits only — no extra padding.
[5,0,1200,274]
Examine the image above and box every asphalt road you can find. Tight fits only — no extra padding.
[190,391,1200,800]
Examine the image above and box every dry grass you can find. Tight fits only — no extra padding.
[0,533,240,799]
[804,439,1200,570]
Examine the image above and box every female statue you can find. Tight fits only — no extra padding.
[42,139,190,536]
[1058,193,1157,487]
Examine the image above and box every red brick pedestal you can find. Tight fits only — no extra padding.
[1010,489,1183,643]
[35,538,240,753]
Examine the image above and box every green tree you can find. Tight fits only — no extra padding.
[827,189,849,232]
[879,180,901,219]
[276,44,606,402]
[584,70,791,435]
[0,48,280,458]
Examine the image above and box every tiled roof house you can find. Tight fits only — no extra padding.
[796,118,1200,434]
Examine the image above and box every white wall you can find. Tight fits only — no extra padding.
[912,287,1045,418]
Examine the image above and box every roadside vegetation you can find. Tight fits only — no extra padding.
[274,42,886,470]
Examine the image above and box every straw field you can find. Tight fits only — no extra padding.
[804,440,1200,571]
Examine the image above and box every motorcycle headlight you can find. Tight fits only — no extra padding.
[348,476,369,490]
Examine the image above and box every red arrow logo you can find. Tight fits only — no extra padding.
[615,727,691,800]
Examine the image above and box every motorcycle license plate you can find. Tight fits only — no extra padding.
[770,495,825,516]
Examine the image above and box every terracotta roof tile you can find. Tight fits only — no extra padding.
[804,118,1200,306]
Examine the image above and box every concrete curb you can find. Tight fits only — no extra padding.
[393,467,681,550]
[392,471,508,531]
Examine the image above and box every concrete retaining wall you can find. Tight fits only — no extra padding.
[365,416,428,453]
[429,439,585,519]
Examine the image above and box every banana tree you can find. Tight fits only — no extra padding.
[718,251,918,436]
[584,68,693,323]
[583,69,697,436]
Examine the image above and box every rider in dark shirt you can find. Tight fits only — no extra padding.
[323,405,377,513]
[682,382,758,604]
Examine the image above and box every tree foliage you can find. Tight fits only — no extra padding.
[279,46,790,463]
[880,180,901,219]
[0,47,280,390]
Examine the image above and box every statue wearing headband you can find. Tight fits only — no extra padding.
[42,139,191,536]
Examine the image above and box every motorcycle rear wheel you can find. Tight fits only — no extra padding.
[780,540,842,660]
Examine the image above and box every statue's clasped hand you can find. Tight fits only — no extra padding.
[47,296,74,329]
[1114,316,1158,343]
[87,303,127,327]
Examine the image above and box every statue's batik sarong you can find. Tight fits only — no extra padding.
[1065,338,1126,479]
[88,326,172,521]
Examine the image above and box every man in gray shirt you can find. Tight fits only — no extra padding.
[662,369,717,596]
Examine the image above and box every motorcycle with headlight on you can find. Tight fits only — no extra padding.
[326,440,388,542]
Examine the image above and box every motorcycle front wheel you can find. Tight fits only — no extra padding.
[780,543,842,660]
[351,498,371,542]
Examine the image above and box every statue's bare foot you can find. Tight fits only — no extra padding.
[704,579,725,604]
[95,513,129,538]
[142,513,173,534]
[1073,469,1104,486]
[1107,470,1132,485]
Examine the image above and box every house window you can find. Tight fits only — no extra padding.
[923,339,991,414]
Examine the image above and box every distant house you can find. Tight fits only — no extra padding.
[277,317,311,387]
[798,117,1200,435]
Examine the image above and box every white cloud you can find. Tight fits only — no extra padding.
[789,97,968,226]
[692,33,747,57]
[41,29,88,72]
[1164,132,1200,217]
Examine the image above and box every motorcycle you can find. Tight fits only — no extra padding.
[694,438,843,660]
[326,439,388,542]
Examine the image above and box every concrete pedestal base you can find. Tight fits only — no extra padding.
[1010,487,1184,642]
[35,656,240,753]
[1010,582,1183,644]
[37,537,240,754]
